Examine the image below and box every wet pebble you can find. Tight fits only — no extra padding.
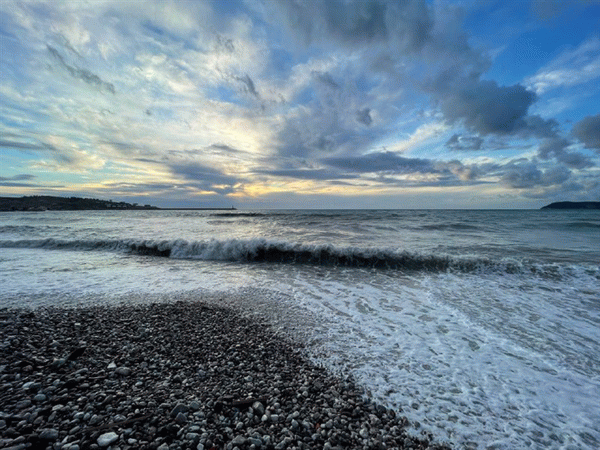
[0,301,451,450]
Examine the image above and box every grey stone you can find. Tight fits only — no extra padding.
[114,366,131,376]
[33,393,47,402]
[39,428,59,440]
[189,400,200,411]
[252,401,265,416]
[2,444,26,450]
[50,358,67,369]
[249,437,263,447]
[170,403,188,417]
[89,414,102,425]
[14,399,31,409]
[175,412,188,424]
[185,432,200,442]
[231,435,247,446]
[22,381,41,391]
[97,431,119,447]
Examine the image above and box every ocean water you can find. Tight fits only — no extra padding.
[1,209,599,449]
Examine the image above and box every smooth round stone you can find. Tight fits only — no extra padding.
[114,367,131,376]
[97,431,119,447]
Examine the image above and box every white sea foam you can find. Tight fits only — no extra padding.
[239,267,600,450]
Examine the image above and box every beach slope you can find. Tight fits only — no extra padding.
[0,301,450,450]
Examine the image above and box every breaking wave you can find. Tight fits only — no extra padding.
[2,237,593,279]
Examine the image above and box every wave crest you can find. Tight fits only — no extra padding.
[0,237,585,277]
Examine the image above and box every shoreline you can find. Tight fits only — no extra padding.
[0,300,451,450]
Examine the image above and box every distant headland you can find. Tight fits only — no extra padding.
[0,196,238,211]
[541,201,600,210]
[0,195,160,211]
[0,196,236,211]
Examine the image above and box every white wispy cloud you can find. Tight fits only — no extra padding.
[525,37,600,95]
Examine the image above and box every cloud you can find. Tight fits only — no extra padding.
[47,45,115,94]
[537,137,593,169]
[1,0,598,207]
[356,108,373,126]
[259,168,353,181]
[500,160,571,189]
[234,74,259,97]
[169,162,240,194]
[208,143,245,154]
[432,75,536,135]
[572,114,600,151]
[0,139,51,151]
[446,134,483,151]
[271,0,433,52]
[0,174,37,186]
[323,151,436,174]
[525,37,600,95]
[313,71,341,89]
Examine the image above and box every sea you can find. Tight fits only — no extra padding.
[0,209,599,449]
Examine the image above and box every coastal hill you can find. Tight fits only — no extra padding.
[0,195,159,211]
[541,201,600,210]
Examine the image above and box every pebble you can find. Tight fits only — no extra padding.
[33,393,47,402]
[114,366,131,376]
[97,431,119,447]
[0,301,451,450]
[39,428,59,440]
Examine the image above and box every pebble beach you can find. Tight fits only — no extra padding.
[0,300,451,450]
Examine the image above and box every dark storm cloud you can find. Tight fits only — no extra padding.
[572,114,600,151]
[47,45,115,94]
[523,115,560,138]
[275,0,432,52]
[433,75,536,135]
[537,138,593,169]
[323,151,435,174]
[500,160,572,189]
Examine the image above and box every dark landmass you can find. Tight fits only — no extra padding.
[0,196,236,211]
[0,301,450,450]
[0,196,159,211]
[541,201,600,210]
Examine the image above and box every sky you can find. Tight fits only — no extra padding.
[1,0,600,209]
